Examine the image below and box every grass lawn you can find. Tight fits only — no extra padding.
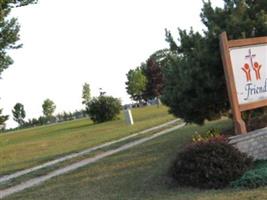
[0,105,175,175]
[5,118,265,200]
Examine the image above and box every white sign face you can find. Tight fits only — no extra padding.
[230,44,267,105]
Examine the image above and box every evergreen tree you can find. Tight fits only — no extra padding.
[12,103,26,126]
[162,0,267,124]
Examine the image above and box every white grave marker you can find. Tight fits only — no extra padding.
[124,109,134,125]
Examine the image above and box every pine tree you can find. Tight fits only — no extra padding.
[162,0,267,124]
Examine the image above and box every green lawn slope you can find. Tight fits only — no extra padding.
[6,119,264,200]
[0,105,174,175]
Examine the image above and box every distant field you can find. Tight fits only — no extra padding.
[5,118,261,200]
[0,105,175,175]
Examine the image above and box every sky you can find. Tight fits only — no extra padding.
[0,0,224,128]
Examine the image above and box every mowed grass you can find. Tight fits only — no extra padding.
[0,105,175,175]
[6,118,265,200]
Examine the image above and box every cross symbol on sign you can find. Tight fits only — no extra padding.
[245,49,256,68]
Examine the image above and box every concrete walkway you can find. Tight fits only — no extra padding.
[0,123,185,199]
[0,119,180,184]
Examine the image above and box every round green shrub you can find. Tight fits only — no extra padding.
[170,141,252,189]
[86,96,122,123]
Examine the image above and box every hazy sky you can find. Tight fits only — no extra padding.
[0,0,223,127]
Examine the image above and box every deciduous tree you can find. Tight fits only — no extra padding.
[82,82,91,105]
[12,103,26,126]
[42,99,56,118]
[0,108,8,126]
[0,0,37,77]
[142,49,170,105]
[125,67,147,104]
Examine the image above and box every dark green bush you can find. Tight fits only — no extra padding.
[231,161,267,188]
[86,96,122,123]
[170,141,252,189]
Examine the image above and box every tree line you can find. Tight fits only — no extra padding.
[0,84,90,131]
[1,82,122,132]
[11,99,88,129]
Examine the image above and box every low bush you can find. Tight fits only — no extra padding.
[86,95,122,123]
[231,161,267,188]
[170,140,252,189]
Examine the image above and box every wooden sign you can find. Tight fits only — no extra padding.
[220,32,267,134]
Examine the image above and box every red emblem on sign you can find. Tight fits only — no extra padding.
[253,62,261,80]
[242,49,262,81]
[242,63,251,81]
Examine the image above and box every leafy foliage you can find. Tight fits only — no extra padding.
[86,95,122,123]
[12,103,26,126]
[170,140,253,189]
[82,82,91,105]
[42,99,56,118]
[143,58,162,99]
[0,108,8,126]
[125,67,147,103]
[162,0,267,124]
[142,49,169,101]
[0,0,37,77]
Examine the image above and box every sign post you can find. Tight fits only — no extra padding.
[220,32,267,134]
